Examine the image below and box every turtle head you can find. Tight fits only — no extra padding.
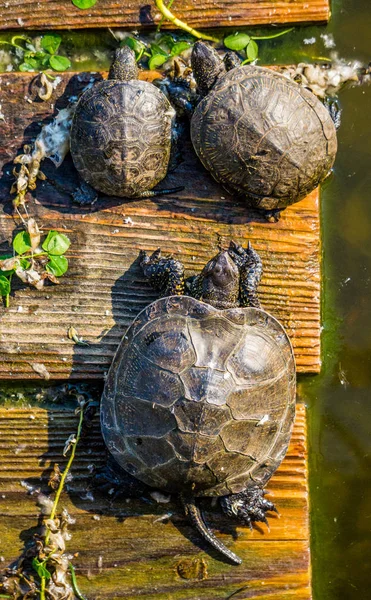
[198,249,240,309]
[108,46,139,81]
[191,41,226,97]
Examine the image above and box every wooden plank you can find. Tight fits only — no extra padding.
[0,0,330,31]
[0,404,311,599]
[0,71,321,378]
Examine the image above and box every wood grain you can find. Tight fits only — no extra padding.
[0,71,321,379]
[0,0,330,31]
[0,404,311,599]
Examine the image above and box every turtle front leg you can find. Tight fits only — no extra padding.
[228,241,262,308]
[140,249,185,296]
[220,486,277,530]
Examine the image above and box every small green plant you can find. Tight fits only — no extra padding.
[154,0,293,64]
[0,34,71,72]
[224,29,294,64]
[121,34,192,68]
[0,219,70,307]
[72,0,97,8]
[0,398,92,599]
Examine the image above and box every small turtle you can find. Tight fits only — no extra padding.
[190,42,338,220]
[101,241,296,564]
[70,46,181,201]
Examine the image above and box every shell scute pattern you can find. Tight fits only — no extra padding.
[191,65,337,209]
[70,80,174,197]
[101,296,296,496]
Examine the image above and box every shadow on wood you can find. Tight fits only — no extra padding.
[0,72,321,379]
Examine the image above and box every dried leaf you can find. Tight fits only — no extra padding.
[27,217,41,251]
[63,434,76,456]
[30,362,51,380]
[48,463,62,490]
[67,326,90,346]
[1,256,19,271]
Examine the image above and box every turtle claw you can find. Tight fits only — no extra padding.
[220,486,277,530]
[139,248,185,296]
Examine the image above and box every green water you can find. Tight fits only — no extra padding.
[1,1,371,597]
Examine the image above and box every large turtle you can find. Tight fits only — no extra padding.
[190,41,338,220]
[101,241,296,564]
[70,46,179,199]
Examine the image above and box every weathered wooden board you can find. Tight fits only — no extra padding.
[0,71,321,379]
[0,0,330,31]
[0,404,311,599]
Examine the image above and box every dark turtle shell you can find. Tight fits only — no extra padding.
[101,295,296,497]
[70,79,175,197]
[191,65,337,210]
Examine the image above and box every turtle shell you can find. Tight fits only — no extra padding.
[191,65,337,210]
[70,79,175,197]
[101,295,296,497]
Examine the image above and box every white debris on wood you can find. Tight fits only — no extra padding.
[30,362,51,380]
[150,490,171,503]
[256,414,270,427]
[35,106,75,167]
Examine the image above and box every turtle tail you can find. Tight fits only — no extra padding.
[181,495,242,565]
[136,186,184,198]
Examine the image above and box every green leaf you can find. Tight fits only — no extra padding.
[46,255,69,277]
[49,55,71,71]
[32,558,51,580]
[13,231,32,255]
[121,36,146,60]
[155,34,175,52]
[224,32,251,51]
[245,39,259,62]
[71,0,98,8]
[148,54,168,70]
[0,275,11,297]
[170,41,191,56]
[20,258,31,269]
[42,231,71,255]
[150,43,169,57]
[41,34,62,55]
[19,59,42,72]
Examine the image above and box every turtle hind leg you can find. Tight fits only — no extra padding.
[181,495,242,565]
[140,248,185,296]
[220,486,278,530]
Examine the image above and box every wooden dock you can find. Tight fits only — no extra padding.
[0,0,330,590]
[0,404,310,599]
[0,0,330,31]
[0,71,321,380]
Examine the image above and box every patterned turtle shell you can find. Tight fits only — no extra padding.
[70,62,175,198]
[191,64,337,210]
[101,294,296,497]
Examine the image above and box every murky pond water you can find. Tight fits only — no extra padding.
[1,0,371,597]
